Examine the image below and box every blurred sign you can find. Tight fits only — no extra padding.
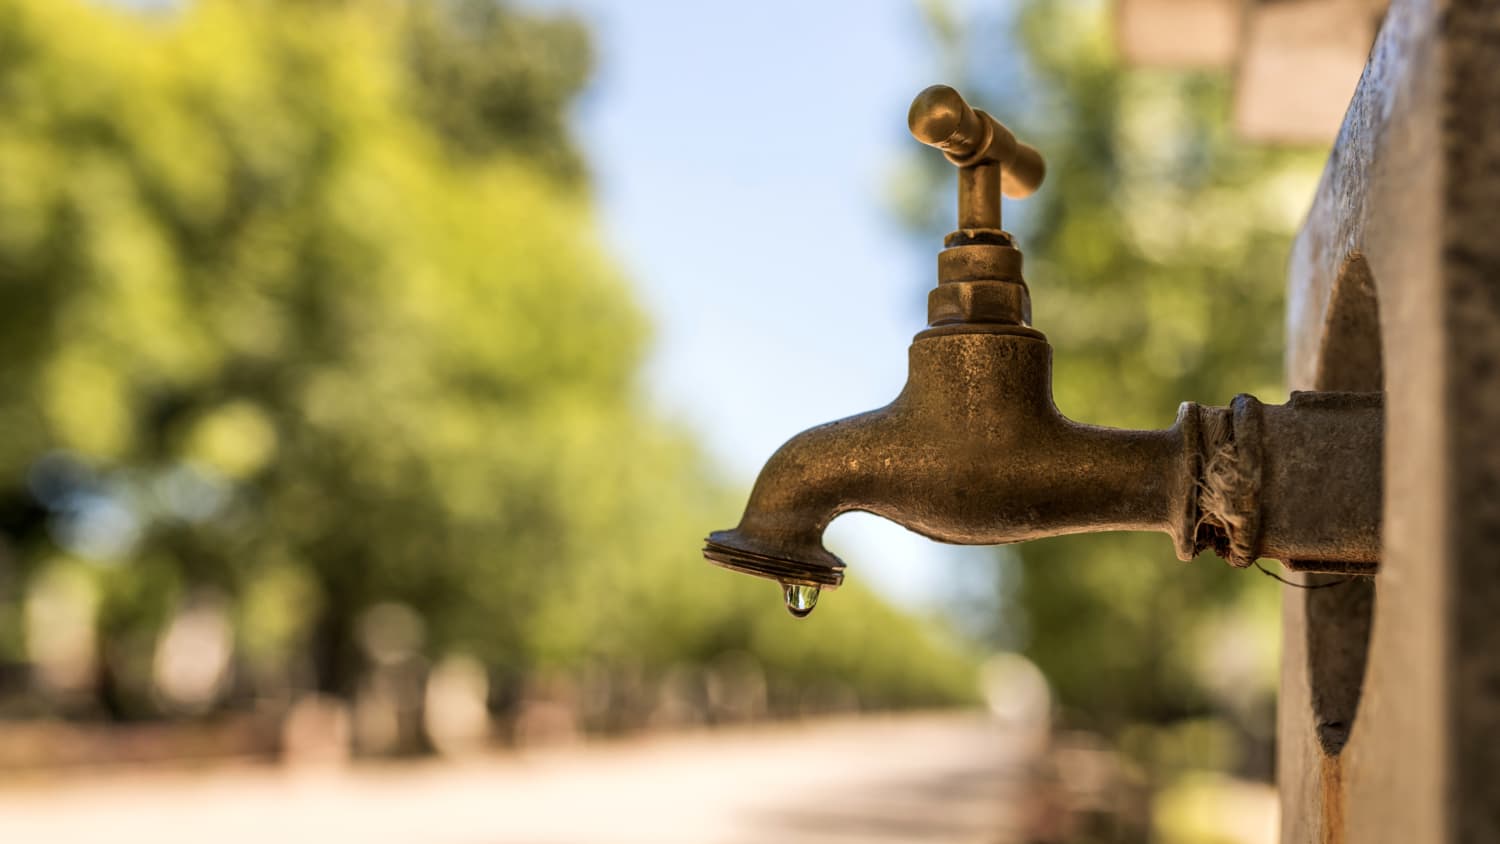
[1116,0,1386,144]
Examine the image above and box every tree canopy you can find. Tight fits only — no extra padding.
[0,0,978,737]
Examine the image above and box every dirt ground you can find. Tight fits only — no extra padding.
[0,711,1054,844]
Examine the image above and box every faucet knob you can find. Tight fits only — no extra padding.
[909,85,1045,231]
[909,85,1046,199]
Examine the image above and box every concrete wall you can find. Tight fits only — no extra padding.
[1282,0,1500,839]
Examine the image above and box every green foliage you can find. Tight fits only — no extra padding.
[910,0,1322,740]
[0,0,977,726]
[0,0,638,693]
[403,0,594,180]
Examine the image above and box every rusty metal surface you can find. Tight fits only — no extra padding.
[706,86,1384,604]
[1191,392,1383,571]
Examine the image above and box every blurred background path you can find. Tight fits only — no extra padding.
[0,712,1048,844]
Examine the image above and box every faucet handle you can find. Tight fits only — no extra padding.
[909,85,1045,230]
[909,85,1045,197]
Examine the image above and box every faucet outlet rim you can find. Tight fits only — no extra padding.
[703,535,846,589]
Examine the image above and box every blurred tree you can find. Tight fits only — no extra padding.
[900,0,1324,782]
[0,0,643,716]
[0,0,977,739]
[403,0,593,181]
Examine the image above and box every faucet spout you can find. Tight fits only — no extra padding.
[704,329,1202,590]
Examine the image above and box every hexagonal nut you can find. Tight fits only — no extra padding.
[927,281,1031,327]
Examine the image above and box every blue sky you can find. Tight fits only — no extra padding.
[530,0,1000,609]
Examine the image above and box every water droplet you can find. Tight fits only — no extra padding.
[782,583,820,618]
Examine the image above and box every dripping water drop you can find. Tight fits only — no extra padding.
[782,583,820,618]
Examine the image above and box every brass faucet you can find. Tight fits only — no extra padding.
[704,86,1382,617]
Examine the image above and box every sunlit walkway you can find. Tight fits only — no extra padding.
[0,712,1046,844]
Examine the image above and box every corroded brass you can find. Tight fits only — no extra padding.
[703,85,1382,598]
[705,333,1201,588]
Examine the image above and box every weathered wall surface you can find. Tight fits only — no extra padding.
[1283,0,1500,840]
